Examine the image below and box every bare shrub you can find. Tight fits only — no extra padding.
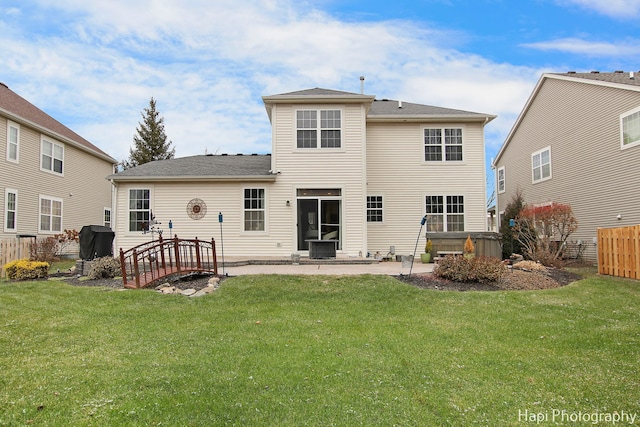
[434,256,506,284]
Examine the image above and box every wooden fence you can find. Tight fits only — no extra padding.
[598,225,640,279]
[0,238,34,277]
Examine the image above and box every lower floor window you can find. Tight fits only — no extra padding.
[244,188,265,231]
[425,195,464,232]
[104,208,112,228]
[367,196,383,222]
[129,189,150,232]
[40,196,62,232]
[5,189,17,232]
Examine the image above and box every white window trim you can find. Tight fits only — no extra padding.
[104,207,112,228]
[620,105,640,150]
[128,188,151,233]
[422,126,464,163]
[366,195,384,223]
[40,137,64,176]
[294,108,343,150]
[497,166,506,194]
[242,187,268,234]
[4,188,18,232]
[425,194,465,232]
[39,194,63,234]
[531,146,552,184]
[6,121,19,163]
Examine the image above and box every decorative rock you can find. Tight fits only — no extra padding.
[180,288,197,296]
[192,284,218,297]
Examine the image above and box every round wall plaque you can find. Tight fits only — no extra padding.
[187,198,207,220]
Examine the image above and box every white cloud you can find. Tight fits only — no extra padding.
[1,0,541,164]
[522,37,640,56]
[562,0,640,18]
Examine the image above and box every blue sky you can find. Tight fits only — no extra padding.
[1,0,639,191]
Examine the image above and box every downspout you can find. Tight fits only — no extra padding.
[109,179,118,253]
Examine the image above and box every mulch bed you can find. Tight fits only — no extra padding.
[395,267,583,291]
[51,267,583,292]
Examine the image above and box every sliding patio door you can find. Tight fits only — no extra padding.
[296,189,341,251]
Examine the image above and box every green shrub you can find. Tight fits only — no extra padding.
[87,256,121,280]
[4,258,50,280]
[434,255,506,284]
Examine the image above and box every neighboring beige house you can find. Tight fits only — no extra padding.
[492,71,640,261]
[0,82,117,243]
[109,88,495,258]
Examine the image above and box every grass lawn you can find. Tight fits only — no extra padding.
[1,271,639,426]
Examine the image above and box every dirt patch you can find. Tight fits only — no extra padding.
[395,267,583,291]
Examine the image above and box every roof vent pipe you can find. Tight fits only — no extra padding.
[360,76,365,94]
[398,100,403,108]
[631,71,635,80]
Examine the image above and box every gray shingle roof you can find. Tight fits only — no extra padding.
[553,71,640,87]
[265,87,495,121]
[108,154,274,181]
[273,88,363,97]
[0,82,117,163]
[368,98,493,119]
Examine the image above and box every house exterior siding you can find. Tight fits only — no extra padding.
[494,73,640,261]
[366,121,488,255]
[0,116,115,240]
[110,87,495,260]
[268,103,368,257]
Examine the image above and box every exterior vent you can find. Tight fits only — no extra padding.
[590,71,600,74]
[614,70,624,73]
[567,71,576,74]
[631,72,635,80]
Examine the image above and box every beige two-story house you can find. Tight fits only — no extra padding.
[492,71,640,261]
[0,82,118,243]
[109,88,495,258]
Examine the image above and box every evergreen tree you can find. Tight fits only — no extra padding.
[500,188,526,259]
[121,97,175,170]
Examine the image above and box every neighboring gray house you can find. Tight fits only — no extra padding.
[109,88,496,258]
[0,82,117,242]
[492,71,640,261]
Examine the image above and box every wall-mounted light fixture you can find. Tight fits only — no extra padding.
[286,200,290,207]
[617,214,622,220]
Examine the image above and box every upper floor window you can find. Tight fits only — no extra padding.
[532,146,551,183]
[129,189,150,232]
[7,121,19,163]
[41,138,64,174]
[497,166,505,194]
[296,109,341,149]
[367,196,383,222]
[5,189,17,232]
[39,195,62,233]
[621,107,640,149]
[424,128,463,162]
[425,195,464,232]
[244,188,265,231]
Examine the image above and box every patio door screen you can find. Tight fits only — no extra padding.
[297,189,342,251]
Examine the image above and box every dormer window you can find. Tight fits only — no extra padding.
[296,109,341,148]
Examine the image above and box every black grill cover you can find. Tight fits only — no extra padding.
[79,225,115,260]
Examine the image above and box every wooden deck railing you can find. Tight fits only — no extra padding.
[119,235,218,289]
